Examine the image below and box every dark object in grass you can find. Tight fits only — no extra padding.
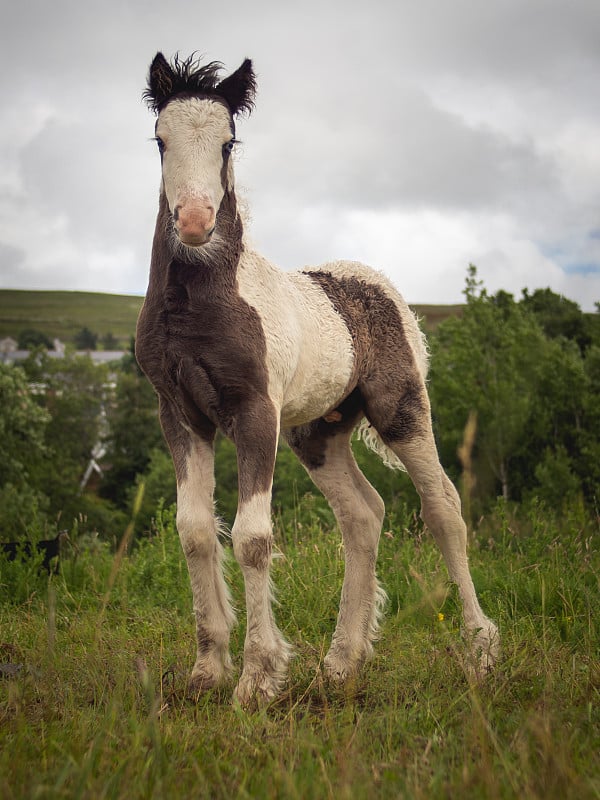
[0,531,69,573]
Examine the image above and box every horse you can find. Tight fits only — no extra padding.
[136,52,499,707]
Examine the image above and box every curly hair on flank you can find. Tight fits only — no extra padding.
[144,51,256,117]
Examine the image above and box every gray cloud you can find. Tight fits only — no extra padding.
[0,241,26,278]
[0,0,599,309]
[241,86,558,213]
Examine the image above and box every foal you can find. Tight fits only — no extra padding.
[136,52,499,706]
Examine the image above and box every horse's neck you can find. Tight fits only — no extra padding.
[149,189,249,296]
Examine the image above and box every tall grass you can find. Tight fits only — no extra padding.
[1,500,598,799]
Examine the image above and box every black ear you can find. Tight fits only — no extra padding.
[145,52,175,111]
[216,59,256,116]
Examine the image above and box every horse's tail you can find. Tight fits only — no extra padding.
[356,419,406,471]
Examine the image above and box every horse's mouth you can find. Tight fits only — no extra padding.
[178,227,215,247]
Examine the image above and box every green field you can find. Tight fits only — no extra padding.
[0,501,598,799]
[0,290,461,347]
[0,290,145,347]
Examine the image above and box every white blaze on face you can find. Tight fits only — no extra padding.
[155,98,234,246]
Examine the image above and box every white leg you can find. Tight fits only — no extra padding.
[176,434,235,692]
[231,491,291,706]
[307,435,387,682]
[392,433,499,675]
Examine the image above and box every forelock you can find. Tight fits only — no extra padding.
[144,53,224,113]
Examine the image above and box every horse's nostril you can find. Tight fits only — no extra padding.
[173,205,181,222]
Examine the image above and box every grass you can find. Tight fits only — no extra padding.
[0,290,463,348]
[0,502,598,799]
[0,290,144,348]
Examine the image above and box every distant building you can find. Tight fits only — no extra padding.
[0,347,127,366]
[0,337,18,357]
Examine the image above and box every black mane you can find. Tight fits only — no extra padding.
[144,52,256,117]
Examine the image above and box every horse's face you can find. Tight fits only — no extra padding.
[155,98,235,247]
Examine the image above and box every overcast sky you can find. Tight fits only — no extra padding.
[1,0,599,309]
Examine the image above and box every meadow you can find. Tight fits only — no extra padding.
[1,499,598,799]
[0,291,145,347]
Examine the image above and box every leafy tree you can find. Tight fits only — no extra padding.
[521,287,591,353]
[429,267,599,513]
[0,364,51,538]
[17,328,53,350]
[0,364,50,487]
[101,370,165,506]
[74,326,98,350]
[429,267,546,505]
[576,344,600,501]
[127,448,177,536]
[101,332,120,350]
[20,352,109,521]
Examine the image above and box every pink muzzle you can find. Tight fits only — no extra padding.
[173,201,216,246]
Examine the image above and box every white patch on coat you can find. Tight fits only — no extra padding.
[176,438,217,551]
[236,253,355,428]
[231,490,273,544]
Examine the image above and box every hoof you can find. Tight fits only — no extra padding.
[233,669,282,710]
[323,657,356,685]
[464,622,500,680]
[187,673,219,697]
[232,645,291,709]
[324,640,369,684]
[186,654,232,699]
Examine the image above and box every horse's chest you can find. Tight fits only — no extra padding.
[136,296,269,413]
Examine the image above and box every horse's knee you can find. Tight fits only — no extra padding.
[233,534,273,571]
[231,491,273,570]
[177,507,217,559]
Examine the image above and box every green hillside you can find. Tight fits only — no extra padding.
[0,289,461,348]
[0,290,145,348]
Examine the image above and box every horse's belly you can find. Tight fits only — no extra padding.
[279,325,354,428]
[236,259,355,428]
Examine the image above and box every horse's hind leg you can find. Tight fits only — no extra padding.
[364,384,499,676]
[286,418,386,682]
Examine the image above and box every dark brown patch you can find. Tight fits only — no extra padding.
[285,388,364,470]
[196,624,216,655]
[158,396,215,484]
[305,271,429,446]
[238,536,273,571]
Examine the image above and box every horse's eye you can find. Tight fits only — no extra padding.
[155,136,165,155]
[223,140,236,156]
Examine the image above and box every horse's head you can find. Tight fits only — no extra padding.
[145,53,256,247]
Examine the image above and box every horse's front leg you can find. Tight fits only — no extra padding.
[160,402,235,694]
[230,400,291,707]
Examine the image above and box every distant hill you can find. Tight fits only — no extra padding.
[0,290,145,349]
[0,289,462,347]
[411,303,464,331]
